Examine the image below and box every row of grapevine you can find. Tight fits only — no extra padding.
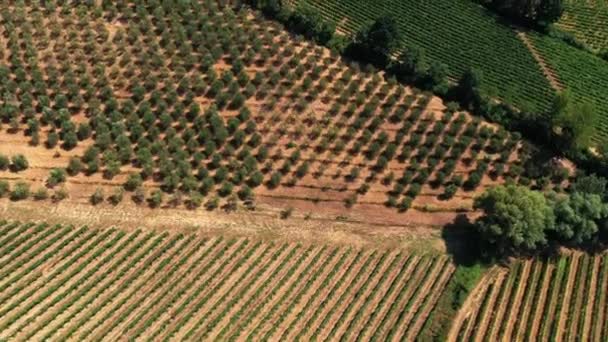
[286,0,555,113]
[0,220,454,341]
[531,33,608,141]
[450,252,608,341]
[556,0,608,51]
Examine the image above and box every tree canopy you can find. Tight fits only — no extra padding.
[474,185,554,254]
[347,16,401,67]
[550,192,608,244]
[480,0,564,27]
[551,90,598,151]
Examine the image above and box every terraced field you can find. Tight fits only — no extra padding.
[557,0,608,51]
[0,220,455,341]
[530,34,608,141]
[449,253,608,342]
[285,0,555,113]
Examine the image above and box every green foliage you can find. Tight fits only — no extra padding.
[0,180,9,197]
[10,181,30,201]
[551,90,598,150]
[10,154,28,172]
[90,188,104,205]
[0,154,8,170]
[551,192,608,244]
[47,168,66,187]
[531,33,608,142]
[347,15,400,66]
[474,185,554,254]
[295,0,554,112]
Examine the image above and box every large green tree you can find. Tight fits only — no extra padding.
[474,185,555,254]
[551,90,598,150]
[551,192,608,244]
[347,16,400,67]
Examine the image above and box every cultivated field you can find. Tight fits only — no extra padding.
[530,34,608,141]
[0,0,559,227]
[557,0,608,52]
[0,220,455,341]
[285,0,555,112]
[449,253,608,342]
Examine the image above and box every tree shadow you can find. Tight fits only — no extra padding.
[441,214,485,266]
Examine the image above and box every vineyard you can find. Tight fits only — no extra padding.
[0,219,454,341]
[0,0,562,227]
[285,0,555,113]
[556,0,608,52]
[449,253,608,341]
[530,34,608,141]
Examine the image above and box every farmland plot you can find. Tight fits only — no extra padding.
[0,0,553,226]
[449,253,608,342]
[0,220,455,341]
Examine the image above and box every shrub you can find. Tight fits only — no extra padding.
[442,184,458,200]
[11,154,28,172]
[398,196,413,212]
[91,188,104,205]
[268,172,282,189]
[124,173,143,191]
[108,188,124,205]
[148,190,163,208]
[218,182,234,197]
[205,196,219,210]
[0,154,8,170]
[47,168,66,187]
[33,187,49,201]
[52,187,69,202]
[280,206,294,219]
[10,181,30,201]
[67,157,83,175]
[0,180,9,197]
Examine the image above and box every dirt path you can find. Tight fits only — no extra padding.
[581,255,600,342]
[517,31,563,91]
[473,271,506,342]
[387,257,449,341]
[28,234,194,341]
[0,225,79,290]
[514,261,544,341]
[555,253,580,342]
[133,239,231,341]
[502,260,533,341]
[0,229,107,310]
[301,251,382,341]
[528,263,555,342]
[200,246,329,341]
[0,231,141,338]
[355,256,421,341]
[146,239,251,341]
[342,255,412,341]
[567,255,590,341]
[242,249,347,340]
[158,240,277,341]
[264,250,359,340]
[0,200,449,253]
[404,262,456,341]
[447,267,499,342]
[328,252,402,341]
[460,282,490,342]
[316,252,395,341]
[593,257,608,342]
[86,236,198,341]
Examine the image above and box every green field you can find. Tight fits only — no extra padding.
[557,0,608,52]
[286,0,555,113]
[530,34,608,141]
